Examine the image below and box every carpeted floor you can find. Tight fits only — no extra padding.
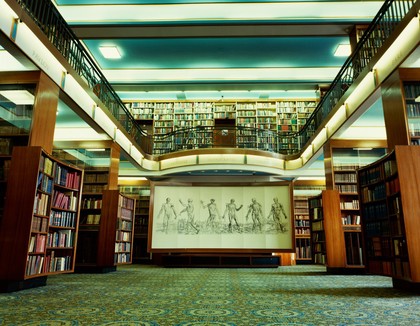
[0,264,419,325]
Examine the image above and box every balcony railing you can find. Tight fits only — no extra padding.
[12,0,419,157]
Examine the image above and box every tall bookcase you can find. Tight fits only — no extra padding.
[358,146,420,290]
[324,140,387,272]
[112,191,136,265]
[77,190,135,271]
[119,185,151,264]
[0,146,83,292]
[309,190,347,271]
[294,196,312,263]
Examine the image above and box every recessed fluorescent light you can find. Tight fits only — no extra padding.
[99,46,121,59]
[334,44,351,57]
[0,90,35,105]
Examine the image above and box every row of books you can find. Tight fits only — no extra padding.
[334,173,357,183]
[54,165,81,189]
[26,255,44,276]
[40,155,54,176]
[34,192,49,216]
[295,244,311,259]
[49,210,76,228]
[335,184,358,193]
[117,219,133,231]
[115,242,131,252]
[360,183,386,203]
[46,253,72,272]
[361,202,387,220]
[342,214,361,225]
[29,234,46,253]
[52,190,78,211]
[119,195,135,209]
[114,253,131,264]
[37,173,53,194]
[82,198,102,209]
[83,213,101,225]
[295,220,310,227]
[84,172,108,183]
[340,199,359,210]
[47,230,73,248]
[358,165,383,186]
[31,216,48,233]
[311,220,324,231]
[386,178,400,196]
[116,230,132,242]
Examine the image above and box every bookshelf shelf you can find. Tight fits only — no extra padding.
[0,146,83,291]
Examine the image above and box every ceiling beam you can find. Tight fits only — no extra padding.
[72,23,353,39]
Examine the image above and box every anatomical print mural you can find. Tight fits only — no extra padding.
[150,184,293,251]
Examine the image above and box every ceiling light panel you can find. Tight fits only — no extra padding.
[99,46,121,59]
[56,3,383,24]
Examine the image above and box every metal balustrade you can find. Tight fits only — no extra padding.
[12,0,418,157]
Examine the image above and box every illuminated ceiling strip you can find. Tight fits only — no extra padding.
[102,67,340,83]
[56,2,383,23]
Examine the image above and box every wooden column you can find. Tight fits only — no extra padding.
[381,69,411,150]
[107,142,120,190]
[29,72,59,154]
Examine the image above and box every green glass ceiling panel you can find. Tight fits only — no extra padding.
[84,36,348,70]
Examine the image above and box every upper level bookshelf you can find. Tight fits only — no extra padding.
[357,146,420,290]
[125,99,317,154]
[125,99,317,135]
[0,146,83,291]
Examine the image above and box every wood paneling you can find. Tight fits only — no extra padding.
[395,146,420,282]
[381,70,410,150]
[323,190,346,269]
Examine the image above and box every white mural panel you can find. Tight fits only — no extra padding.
[150,183,293,252]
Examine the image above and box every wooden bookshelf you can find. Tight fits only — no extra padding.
[309,190,346,271]
[114,193,136,264]
[324,141,387,272]
[294,196,312,263]
[119,185,151,264]
[358,146,420,291]
[0,146,82,292]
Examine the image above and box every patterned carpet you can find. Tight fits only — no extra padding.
[1,264,419,325]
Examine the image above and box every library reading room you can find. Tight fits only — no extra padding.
[0,0,420,324]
